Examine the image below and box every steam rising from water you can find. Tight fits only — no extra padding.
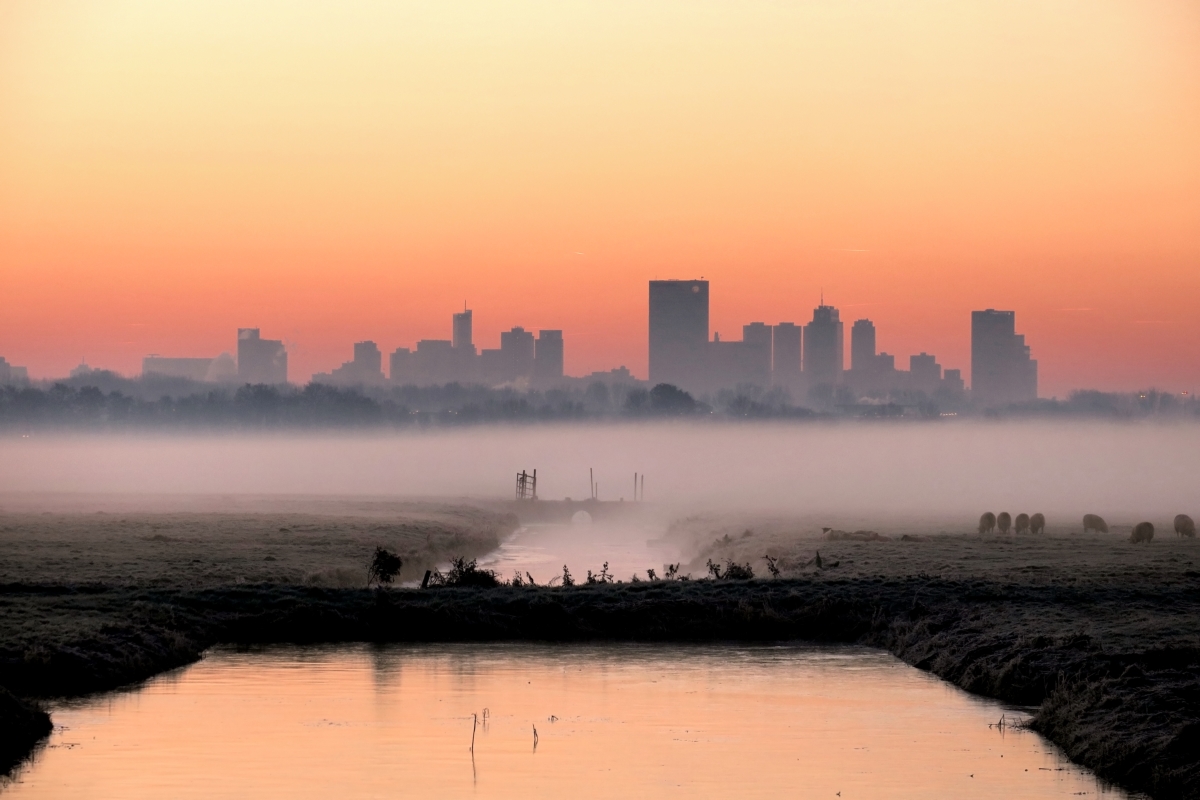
[1,422,1194,521]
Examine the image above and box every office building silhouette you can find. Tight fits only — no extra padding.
[771,323,802,385]
[237,328,287,384]
[803,304,844,386]
[649,280,709,390]
[534,330,564,380]
[850,319,877,373]
[971,310,1037,406]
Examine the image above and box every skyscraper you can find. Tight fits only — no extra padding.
[500,326,536,380]
[971,310,1037,406]
[237,328,287,384]
[803,304,843,386]
[534,330,564,380]
[648,280,708,389]
[452,308,474,353]
[850,319,876,373]
[741,322,772,386]
[771,323,802,384]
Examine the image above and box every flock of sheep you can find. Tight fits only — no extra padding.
[977,511,1196,542]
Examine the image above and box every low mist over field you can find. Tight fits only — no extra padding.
[2,421,1194,525]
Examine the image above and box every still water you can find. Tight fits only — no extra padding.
[6,644,1125,799]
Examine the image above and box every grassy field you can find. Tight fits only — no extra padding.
[2,504,1198,799]
[0,502,516,588]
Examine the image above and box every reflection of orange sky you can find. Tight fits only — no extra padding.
[1,1,1198,394]
[13,644,1110,798]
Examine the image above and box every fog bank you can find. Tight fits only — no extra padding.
[2,422,1193,523]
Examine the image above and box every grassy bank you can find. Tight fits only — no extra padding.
[2,575,1198,797]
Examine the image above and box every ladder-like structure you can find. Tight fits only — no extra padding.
[515,469,537,501]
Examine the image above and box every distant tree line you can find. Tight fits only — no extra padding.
[0,373,1194,430]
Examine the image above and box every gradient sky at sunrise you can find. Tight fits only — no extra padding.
[1,0,1198,394]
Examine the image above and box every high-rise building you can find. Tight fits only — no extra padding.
[909,352,942,394]
[771,323,802,384]
[803,304,843,386]
[534,330,564,380]
[649,280,709,389]
[500,326,536,381]
[237,328,288,384]
[453,308,474,353]
[971,310,1037,406]
[389,347,414,383]
[850,319,877,373]
[741,322,772,386]
[415,339,457,384]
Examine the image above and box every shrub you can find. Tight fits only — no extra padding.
[428,557,500,588]
[367,547,403,587]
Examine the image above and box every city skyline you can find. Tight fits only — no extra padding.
[6,283,1040,407]
[2,2,1198,394]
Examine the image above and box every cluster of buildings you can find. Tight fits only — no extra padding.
[313,310,565,387]
[648,279,1036,406]
[1,280,1040,408]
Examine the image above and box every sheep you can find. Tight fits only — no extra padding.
[1175,514,1196,538]
[978,512,996,534]
[1030,513,1046,534]
[1083,514,1109,533]
[1014,513,1030,534]
[1130,522,1154,543]
[997,512,1012,534]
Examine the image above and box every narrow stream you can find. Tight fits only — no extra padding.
[5,643,1126,799]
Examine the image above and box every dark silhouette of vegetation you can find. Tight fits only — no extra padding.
[3,376,1196,429]
[585,562,614,584]
[367,548,403,587]
[763,555,781,578]
[706,558,754,580]
[427,557,500,588]
[560,564,575,587]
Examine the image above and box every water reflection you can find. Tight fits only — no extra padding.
[6,643,1125,799]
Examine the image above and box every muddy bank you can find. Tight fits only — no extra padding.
[2,576,1198,797]
[0,688,52,776]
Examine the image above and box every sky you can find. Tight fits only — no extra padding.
[1,0,1198,395]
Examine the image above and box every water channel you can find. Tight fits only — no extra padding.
[7,643,1125,799]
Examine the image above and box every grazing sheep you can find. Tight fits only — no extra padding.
[1014,513,1030,534]
[978,512,996,534]
[1130,521,1154,543]
[1083,514,1109,533]
[1175,514,1196,538]
[997,512,1012,534]
[1030,513,1046,534]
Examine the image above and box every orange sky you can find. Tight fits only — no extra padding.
[1,0,1198,395]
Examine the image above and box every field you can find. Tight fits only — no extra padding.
[2,503,1198,799]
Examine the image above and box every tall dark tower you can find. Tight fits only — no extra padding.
[771,322,802,382]
[803,304,844,385]
[648,280,709,389]
[850,319,876,373]
[971,309,1037,406]
[534,330,564,379]
[452,308,474,353]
